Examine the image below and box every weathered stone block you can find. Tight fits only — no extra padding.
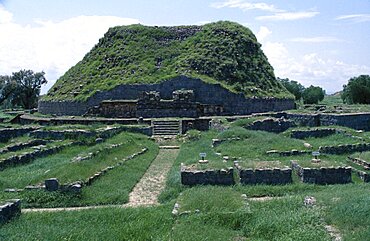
[45,178,59,191]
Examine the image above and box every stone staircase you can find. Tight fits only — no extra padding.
[152,120,181,136]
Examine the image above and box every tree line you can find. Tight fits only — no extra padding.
[278,78,325,104]
[279,75,370,105]
[0,69,47,109]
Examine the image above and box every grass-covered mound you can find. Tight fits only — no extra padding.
[45,21,293,101]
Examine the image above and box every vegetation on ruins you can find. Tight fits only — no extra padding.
[341,75,370,104]
[45,21,293,101]
[0,69,47,109]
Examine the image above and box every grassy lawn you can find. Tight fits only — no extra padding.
[0,204,174,240]
[3,184,369,240]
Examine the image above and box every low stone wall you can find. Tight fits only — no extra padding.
[0,139,47,154]
[17,114,145,126]
[286,113,320,127]
[291,128,336,139]
[238,167,292,185]
[319,143,370,155]
[29,126,126,140]
[30,129,96,140]
[0,199,21,224]
[181,167,234,186]
[0,127,39,142]
[348,157,370,170]
[212,137,241,148]
[291,161,352,184]
[0,142,75,170]
[266,149,310,157]
[355,170,370,182]
[247,118,296,133]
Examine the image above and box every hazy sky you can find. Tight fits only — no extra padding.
[1,0,369,94]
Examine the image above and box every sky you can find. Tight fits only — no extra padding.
[0,0,370,94]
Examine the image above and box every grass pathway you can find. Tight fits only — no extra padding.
[23,146,179,212]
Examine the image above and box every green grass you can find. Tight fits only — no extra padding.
[230,116,266,128]
[0,205,174,240]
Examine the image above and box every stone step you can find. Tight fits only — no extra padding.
[153,123,179,126]
[153,126,179,128]
[152,121,180,125]
[153,126,180,130]
[153,131,179,135]
[153,130,179,134]
[152,120,181,136]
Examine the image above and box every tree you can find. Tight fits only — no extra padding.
[0,75,17,105]
[1,70,47,109]
[278,77,305,101]
[341,75,370,104]
[11,69,47,109]
[302,85,325,104]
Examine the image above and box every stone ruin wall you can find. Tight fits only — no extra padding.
[285,113,370,131]
[38,76,295,117]
[291,161,352,184]
[0,199,21,224]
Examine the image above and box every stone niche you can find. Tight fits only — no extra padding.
[172,89,195,103]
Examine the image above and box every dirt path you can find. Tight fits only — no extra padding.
[23,146,179,213]
[125,147,179,207]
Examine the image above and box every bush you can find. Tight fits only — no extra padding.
[302,85,325,104]
[341,75,370,104]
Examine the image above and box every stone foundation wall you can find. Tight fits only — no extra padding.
[247,118,296,133]
[30,126,126,140]
[286,113,320,127]
[285,113,370,131]
[348,157,370,170]
[0,127,39,142]
[39,76,295,116]
[0,142,75,170]
[0,199,21,224]
[238,168,292,185]
[320,113,370,131]
[356,170,370,182]
[0,139,47,154]
[291,161,352,184]
[181,167,234,186]
[319,143,370,155]
[291,128,336,139]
